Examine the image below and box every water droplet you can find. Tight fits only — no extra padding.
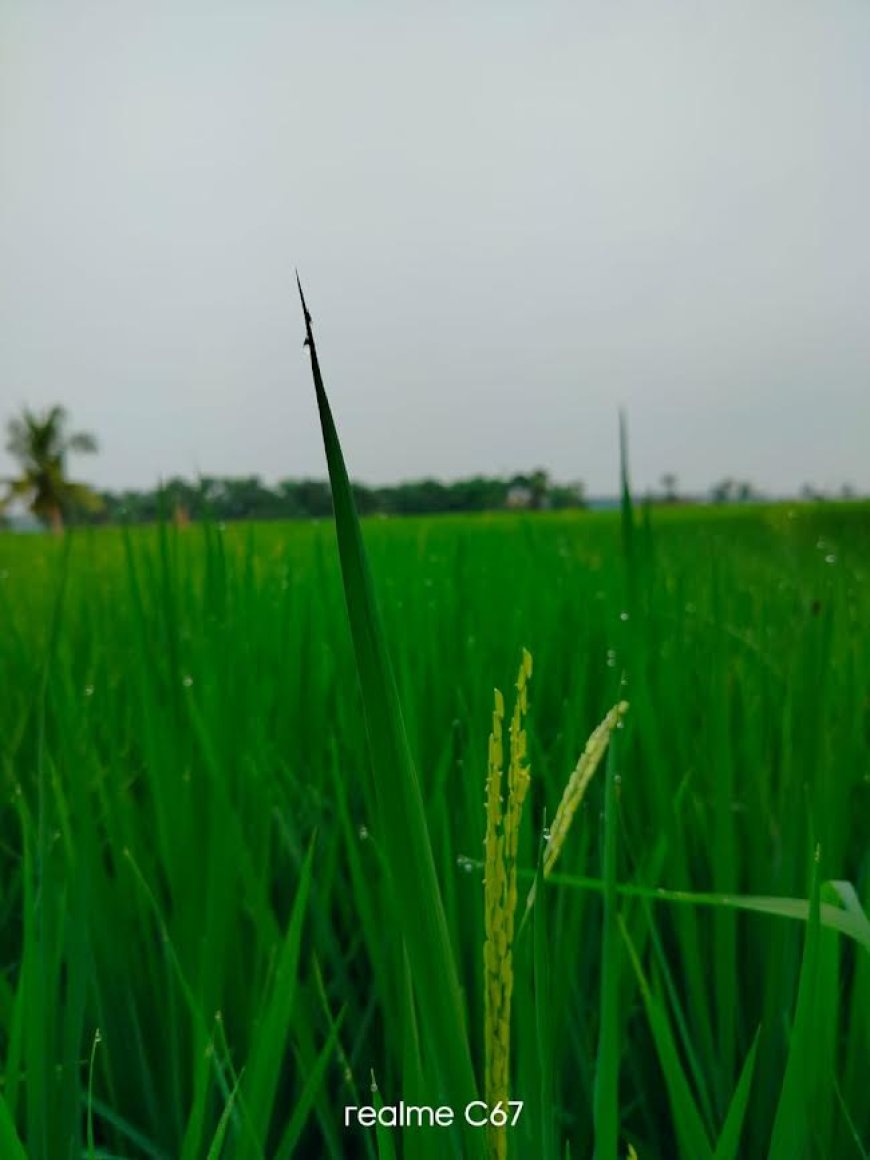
[542,827,552,842]
[614,774,622,785]
[616,719,625,730]
[619,611,630,621]
[456,855,474,873]
[84,684,94,697]
[182,675,193,687]
[825,554,837,565]
[358,825,369,840]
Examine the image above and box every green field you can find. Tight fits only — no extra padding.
[1,500,869,1159]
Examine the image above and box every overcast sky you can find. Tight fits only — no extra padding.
[2,1,869,496]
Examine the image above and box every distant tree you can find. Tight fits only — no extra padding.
[710,478,761,504]
[735,480,760,502]
[529,469,550,510]
[660,473,678,503]
[161,476,202,523]
[291,479,333,518]
[710,478,735,503]
[351,483,379,516]
[2,405,102,532]
[549,481,586,510]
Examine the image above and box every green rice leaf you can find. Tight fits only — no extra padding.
[239,834,316,1159]
[712,1029,760,1160]
[0,1095,28,1160]
[533,831,558,1160]
[767,848,824,1160]
[205,1074,243,1160]
[273,1013,346,1160]
[543,873,870,954]
[296,277,482,1156]
[594,735,621,1160]
[620,917,714,1160]
[371,1071,398,1160]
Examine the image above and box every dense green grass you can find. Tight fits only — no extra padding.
[1,498,868,1158]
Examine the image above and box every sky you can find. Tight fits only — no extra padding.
[2,0,869,497]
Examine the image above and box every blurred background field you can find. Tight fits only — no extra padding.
[1,502,868,1158]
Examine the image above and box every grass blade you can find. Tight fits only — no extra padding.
[593,734,621,1160]
[371,1072,399,1160]
[533,831,558,1160]
[620,917,713,1160]
[0,1095,28,1160]
[205,1074,243,1160]
[296,278,482,1155]
[273,1013,346,1160]
[767,847,825,1160]
[712,1029,760,1160]
[541,873,870,953]
[239,836,316,1159]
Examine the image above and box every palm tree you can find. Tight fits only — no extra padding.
[2,405,102,532]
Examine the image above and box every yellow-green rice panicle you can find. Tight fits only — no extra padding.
[483,651,533,1160]
[505,649,532,941]
[483,686,506,1113]
[543,700,628,880]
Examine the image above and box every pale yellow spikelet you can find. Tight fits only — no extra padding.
[520,699,629,921]
[483,650,532,1160]
[626,1145,639,1160]
[483,685,506,1113]
[543,700,628,879]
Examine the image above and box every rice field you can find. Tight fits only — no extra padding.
[1,479,869,1154]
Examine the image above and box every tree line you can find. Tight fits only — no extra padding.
[0,406,587,528]
[82,471,587,525]
[3,405,861,532]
